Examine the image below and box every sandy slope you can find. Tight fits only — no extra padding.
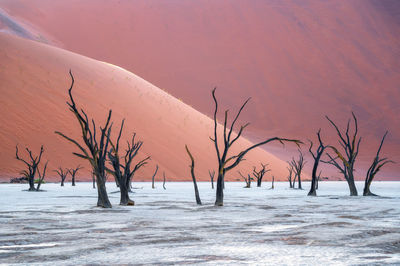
[0,0,398,179]
[0,33,299,181]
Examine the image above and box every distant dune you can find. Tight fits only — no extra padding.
[0,0,399,180]
[0,33,297,181]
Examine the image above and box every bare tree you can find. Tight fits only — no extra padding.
[108,121,149,205]
[55,70,113,208]
[316,170,322,190]
[270,176,275,190]
[91,171,96,189]
[35,162,48,191]
[68,165,82,186]
[252,163,270,187]
[209,170,215,189]
[364,131,394,196]
[55,167,69,186]
[324,112,361,196]
[163,171,166,190]
[287,165,294,188]
[185,145,202,205]
[210,88,301,206]
[238,171,252,188]
[308,130,329,196]
[15,145,45,191]
[290,149,306,189]
[152,165,158,189]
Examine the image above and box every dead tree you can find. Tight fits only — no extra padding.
[290,149,306,189]
[209,170,215,189]
[238,171,252,188]
[108,121,149,205]
[92,171,96,189]
[364,131,394,196]
[307,130,328,196]
[324,112,361,196]
[152,165,158,189]
[210,88,301,206]
[15,145,45,191]
[55,167,69,186]
[270,176,275,190]
[185,145,202,205]
[68,166,82,186]
[316,170,322,190]
[287,165,294,188]
[35,162,48,191]
[55,70,113,208]
[163,172,166,190]
[252,163,270,187]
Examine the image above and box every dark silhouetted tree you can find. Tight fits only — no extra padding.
[209,170,215,189]
[287,165,294,188]
[252,163,270,187]
[238,171,253,188]
[108,121,149,205]
[68,165,82,186]
[152,164,158,189]
[324,112,361,196]
[55,167,68,186]
[308,130,328,196]
[15,145,46,191]
[210,88,301,206]
[364,131,394,196]
[185,145,202,205]
[55,71,113,208]
[290,149,306,189]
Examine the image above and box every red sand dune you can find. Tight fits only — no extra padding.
[0,33,296,181]
[0,0,399,179]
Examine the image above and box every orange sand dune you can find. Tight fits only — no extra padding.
[0,33,298,182]
[0,0,398,179]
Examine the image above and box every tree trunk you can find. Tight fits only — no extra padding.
[298,174,302,189]
[120,179,135,205]
[96,177,112,208]
[92,175,96,189]
[211,177,214,189]
[72,177,76,186]
[152,176,155,189]
[215,172,224,206]
[346,172,358,196]
[308,157,320,196]
[28,177,35,191]
[61,180,65,186]
[192,176,202,205]
[257,177,262,187]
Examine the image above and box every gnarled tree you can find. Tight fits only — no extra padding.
[210,88,301,206]
[324,112,361,196]
[185,145,202,205]
[287,165,294,188]
[253,163,270,187]
[239,171,252,188]
[108,121,150,205]
[307,130,328,196]
[364,131,394,196]
[55,70,113,208]
[15,145,45,191]
[289,149,306,189]
[68,165,82,186]
[55,167,68,186]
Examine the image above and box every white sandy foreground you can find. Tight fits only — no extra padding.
[0,181,399,265]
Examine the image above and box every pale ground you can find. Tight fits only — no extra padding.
[0,181,399,265]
